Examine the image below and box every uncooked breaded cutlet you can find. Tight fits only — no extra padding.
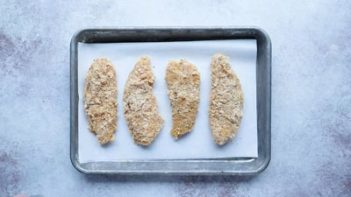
[165,59,200,139]
[84,58,117,145]
[123,56,164,146]
[209,54,244,145]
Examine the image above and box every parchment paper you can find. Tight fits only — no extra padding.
[78,40,257,162]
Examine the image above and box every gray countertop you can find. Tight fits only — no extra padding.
[0,0,350,196]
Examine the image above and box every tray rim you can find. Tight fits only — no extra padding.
[70,27,271,175]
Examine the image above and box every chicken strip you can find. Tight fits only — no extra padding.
[123,56,164,146]
[209,54,244,145]
[84,58,117,145]
[165,60,200,139]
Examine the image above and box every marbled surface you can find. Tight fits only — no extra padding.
[0,0,350,196]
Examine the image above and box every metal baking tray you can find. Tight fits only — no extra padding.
[70,27,271,175]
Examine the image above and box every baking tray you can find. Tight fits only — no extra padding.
[70,27,271,175]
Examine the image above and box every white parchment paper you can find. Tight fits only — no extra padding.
[78,40,257,162]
